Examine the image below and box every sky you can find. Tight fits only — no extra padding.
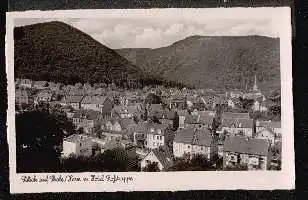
[14,9,282,49]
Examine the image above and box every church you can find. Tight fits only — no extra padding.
[243,75,265,100]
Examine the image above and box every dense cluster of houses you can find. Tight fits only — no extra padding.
[15,76,282,171]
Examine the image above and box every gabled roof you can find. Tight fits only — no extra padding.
[222,118,253,128]
[258,121,281,129]
[81,95,109,104]
[145,146,174,170]
[153,109,177,120]
[224,136,269,156]
[184,115,200,124]
[149,104,163,111]
[119,118,136,130]
[130,122,169,135]
[198,111,215,124]
[73,109,101,120]
[174,128,213,146]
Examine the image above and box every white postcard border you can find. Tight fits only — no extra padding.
[6,8,294,193]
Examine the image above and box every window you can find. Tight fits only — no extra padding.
[153,142,156,147]
[160,136,162,140]
[201,147,203,151]
[80,143,82,147]
[187,145,190,149]
[157,135,159,140]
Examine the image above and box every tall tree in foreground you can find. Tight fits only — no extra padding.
[16,110,73,172]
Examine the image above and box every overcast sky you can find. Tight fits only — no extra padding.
[14,9,282,49]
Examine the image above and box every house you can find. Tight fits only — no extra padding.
[256,120,281,137]
[72,109,102,134]
[61,134,94,158]
[173,128,217,160]
[60,95,84,110]
[15,89,29,105]
[252,100,268,112]
[140,146,174,171]
[184,112,214,130]
[101,117,136,133]
[152,109,179,130]
[111,105,143,119]
[34,90,53,104]
[132,122,174,150]
[223,136,270,170]
[19,79,33,88]
[81,95,114,115]
[221,118,254,137]
[255,128,276,146]
[184,115,200,129]
[99,130,126,142]
[170,97,187,110]
[177,109,189,130]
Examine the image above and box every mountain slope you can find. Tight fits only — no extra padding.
[14,21,144,87]
[116,35,280,90]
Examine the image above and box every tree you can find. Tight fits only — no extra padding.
[16,111,66,172]
[172,112,179,131]
[224,163,248,171]
[100,147,132,172]
[169,154,213,171]
[142,162,160,172]
[239,97,254,111]
[50,104,76,136]
[268,105,281,120]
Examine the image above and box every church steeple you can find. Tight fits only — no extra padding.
[253,74,258,91]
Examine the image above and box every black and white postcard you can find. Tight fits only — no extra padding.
[6,8,294,193]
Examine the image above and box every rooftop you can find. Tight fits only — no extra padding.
[153,146,174,169]
[224,136,269,156]
[64,134,92,143]
[222,117,253,128]
[81,95,109,104]
[174,128,213,146]
[73,109,102,120]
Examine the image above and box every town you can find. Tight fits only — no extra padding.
[15,75,281,172]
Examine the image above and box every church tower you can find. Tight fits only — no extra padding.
[253,74,258,91]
